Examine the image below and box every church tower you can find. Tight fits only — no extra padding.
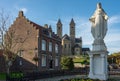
[57,19,62,38]
[70,18,75,45]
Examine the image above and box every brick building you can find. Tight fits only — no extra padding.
[5,11,61,72]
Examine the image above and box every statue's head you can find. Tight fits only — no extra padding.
[97,2,102,9]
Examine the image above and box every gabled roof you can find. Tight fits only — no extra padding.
[18,11,43,30]
[62,34,70,40]
[74,44,81,48]
[17,11,60,40]
[29,20,43,29]
[75,38,82,43]
[82,48,90,51]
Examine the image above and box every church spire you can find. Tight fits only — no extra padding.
[70,18,75,26]
[49,25,52,31]
[70,18,75,48]
[57,19,62,25]
[56,19,62,38]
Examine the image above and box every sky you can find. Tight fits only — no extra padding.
[0,0,120,54]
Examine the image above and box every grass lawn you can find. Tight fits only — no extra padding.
[73,58,84,63]
[73,56,89,63]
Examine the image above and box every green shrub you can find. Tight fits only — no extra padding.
[61,57,74,70]
[9,72,24,78]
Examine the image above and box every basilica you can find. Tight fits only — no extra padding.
[56,19,83,56]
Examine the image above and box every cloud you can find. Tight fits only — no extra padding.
[49,15,120,54]
[20,8,28,14]
[14,5,28,14]
[108,15,120,26]
[76,15,120,54]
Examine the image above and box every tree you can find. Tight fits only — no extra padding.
[61,56,74,70]
[108,52,120,65]
[0,9,28,74]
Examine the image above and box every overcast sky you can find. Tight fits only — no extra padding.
[0,0,120,54]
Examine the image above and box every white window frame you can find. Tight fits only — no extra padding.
[55,44,58,53]
[49,32,52,37]
[49,42,52,52]
[41,54,46,67]
[42,40,46,51]
[55,57,59,66]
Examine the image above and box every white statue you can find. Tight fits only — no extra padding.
[89,3,108,51]
[88,3,109,80]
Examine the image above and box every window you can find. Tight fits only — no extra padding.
[41,54,46,66]
[18,50,23,57]
[69,44,70,48]
[55,44,58,53]
[49,32,52,37]
[42,40,46,50]
[58,27,60,29]
[64,44,66,48]
[49,42,52,52]
[76,49,79,51]
[55,57,59,66]
[19,60,22,66]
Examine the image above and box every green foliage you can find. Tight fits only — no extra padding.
[9,72,24,78]
[81,60,89,65]
[108,52,120,65]
[61,57,74,70]
[0,72,24,80]
[73,58,84,63]
[0,73,6,80]
[73,56,89,65]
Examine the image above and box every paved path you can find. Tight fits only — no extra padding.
[35,75,87,81]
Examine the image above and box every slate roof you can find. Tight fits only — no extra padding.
[82,48,90,51]
[62,34,70,40]
[75,38,82,43]
[74,44,81,48]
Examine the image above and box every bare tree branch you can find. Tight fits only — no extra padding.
[0,9,29,74]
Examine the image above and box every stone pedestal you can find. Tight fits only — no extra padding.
[88,51,108,80]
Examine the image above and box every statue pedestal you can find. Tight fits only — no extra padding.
[88,51,108,80]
